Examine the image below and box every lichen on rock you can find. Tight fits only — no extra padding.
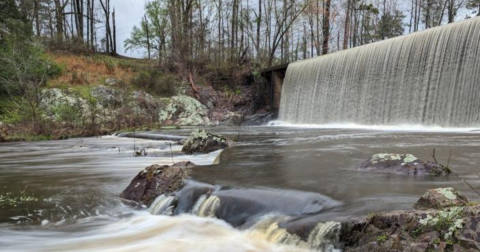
[414,187,469,210]
[342,187,478,252]
[358,153,450,175]
[159,95,211,126]
[182,130,232,154]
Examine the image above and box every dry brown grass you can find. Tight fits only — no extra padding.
[47,53,139,87]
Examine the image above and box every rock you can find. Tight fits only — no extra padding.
[182,130,232,154]
[105,78,117,86]
[414,188,469,210]
[159,95,212,126]
[358,153,450,175]
[241,112,276,126]
[91,85,123,108]
[456,215,480,250]
[119,161,195,206]
[341,188,477,252]
[214,111,244,126]
[41,88,90,122]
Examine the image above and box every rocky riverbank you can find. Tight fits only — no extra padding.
[0,83,275,142]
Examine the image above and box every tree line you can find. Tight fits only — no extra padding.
[125,0,479,69]
[1,0,479,68]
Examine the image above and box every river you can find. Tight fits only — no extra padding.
[1,125,480,251]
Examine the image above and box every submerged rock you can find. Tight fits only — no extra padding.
[159,95,211,126]
[119,161,195,206]
[182,130,232,154]
[358,153,450,175]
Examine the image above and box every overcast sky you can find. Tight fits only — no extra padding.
[114,0,149,58]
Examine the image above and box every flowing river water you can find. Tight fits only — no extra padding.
[1,125,480,251]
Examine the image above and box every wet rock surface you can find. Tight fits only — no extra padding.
[182,130,232,154]
[342,188,480,252]
[212,111,245,126]
[119,161,195,206]
[241,112,276,126]
[358,153,451,175]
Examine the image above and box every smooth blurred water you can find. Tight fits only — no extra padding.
[280,17,480,127]
[1,126,480,251]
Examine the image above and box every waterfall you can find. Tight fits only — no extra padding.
[148,191,342,251]
[193,195,221,218]
[279,17,480,127]
[149,195,177,216]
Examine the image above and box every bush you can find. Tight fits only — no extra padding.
[131,70,178,97]
[0,38,62,96]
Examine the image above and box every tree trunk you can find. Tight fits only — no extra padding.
[322,0,331,55]
[256,0,262,60]
[34,0,40,36]
[343,0,351,50]
[112,7,116,55]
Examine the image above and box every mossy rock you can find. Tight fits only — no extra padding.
[159,95,212,126]
[182,130,232,154]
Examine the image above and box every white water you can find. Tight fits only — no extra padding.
[268,120,480,132]
[279,17,480,127]
[0,213,314,252]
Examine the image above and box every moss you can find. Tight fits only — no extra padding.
[376,234,388,243]
[436,188,457,200]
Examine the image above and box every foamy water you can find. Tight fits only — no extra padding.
[0,213,314,252]
[268,120,480,133]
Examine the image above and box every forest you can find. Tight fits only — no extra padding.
[2,0,479,69]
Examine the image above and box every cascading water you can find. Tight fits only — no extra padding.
[279,17,480,127]
[148,185,342,251]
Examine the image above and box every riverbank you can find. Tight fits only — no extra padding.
[0,52,273,142]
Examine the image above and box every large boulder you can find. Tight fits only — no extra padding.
[41,88,90,122]
[119,161,195,206]
[159,95,212,126]
[182,130,232,154]
[358,153,450,175]
[91,85,123,108]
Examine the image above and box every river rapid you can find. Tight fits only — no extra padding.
[1,125,480,251]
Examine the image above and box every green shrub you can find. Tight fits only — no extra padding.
[51,103,83,126]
